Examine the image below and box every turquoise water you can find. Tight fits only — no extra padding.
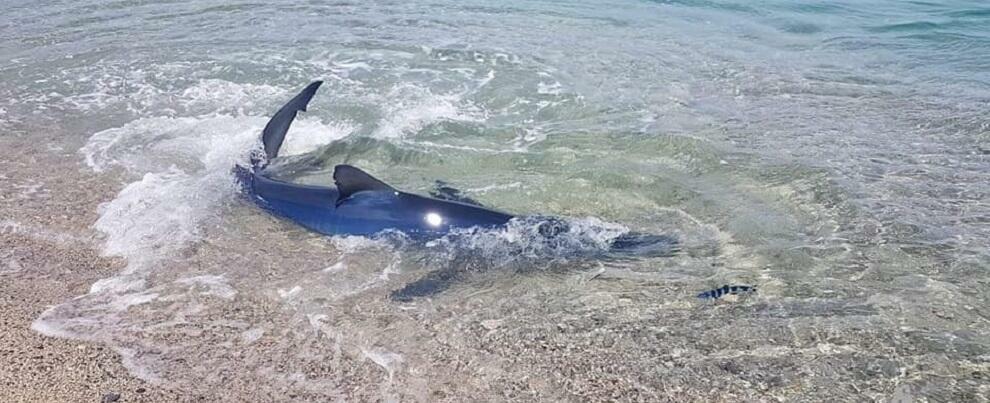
[2,0,988,400]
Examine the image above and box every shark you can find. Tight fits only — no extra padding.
[235,81,676,299]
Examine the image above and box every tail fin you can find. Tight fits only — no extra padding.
[261,81,323,161]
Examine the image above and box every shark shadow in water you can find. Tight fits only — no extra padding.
[235,81,678,299]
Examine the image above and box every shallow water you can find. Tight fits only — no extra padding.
[2,0,988,400]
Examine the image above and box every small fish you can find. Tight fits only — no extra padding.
[697,284,756,300]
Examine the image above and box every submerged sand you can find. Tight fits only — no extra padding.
[2,126,986,402]
[0,233,184,402]
[0,132,188,402]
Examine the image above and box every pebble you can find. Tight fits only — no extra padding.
[481,319,503,330]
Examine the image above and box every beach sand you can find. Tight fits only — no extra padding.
[2,123,977,401]
[0,234,185,402]
[0,132,189,402]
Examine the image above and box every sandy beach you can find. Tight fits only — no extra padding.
[0,235,183,402]
[0,131,186,402]
[3,1,989,401]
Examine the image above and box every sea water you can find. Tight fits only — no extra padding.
[2,0,988,400]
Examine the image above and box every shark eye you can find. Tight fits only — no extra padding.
[424,212,443,227]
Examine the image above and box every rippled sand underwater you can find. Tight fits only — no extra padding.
[2,0,989,401]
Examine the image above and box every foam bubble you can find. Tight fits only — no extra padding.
[465,182,523,194]
[1,255,23,275]
[80,115,261,173]
[422,216,630,267]
[95,166,226,261]
[240,328,265,344]
[0,219,93,248]
[177,80,287,113]
[89,276,146,294]
[371,84,483,139]
[277,118,354,157]
[36,78,356,359]
[81,112,350,273]
[42,71,290,117]
[323,261,347,273]
[108,291,160,311]
[278,286,303,301]
[175,275,237,300]
[361,347,404,382]
[331,234,397,252]
[537,80,563,95]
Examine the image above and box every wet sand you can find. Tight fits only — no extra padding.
[0,131,791,402]
[2,127,985,402]
[0,132,187,402]
[0,234,184,402]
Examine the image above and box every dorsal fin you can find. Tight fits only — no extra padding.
[333,165,395,204]
[262,81,323,160]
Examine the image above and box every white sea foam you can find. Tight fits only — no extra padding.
[425,216,629,263]
[11,179,47,200]
[94,166,226,262]
[371,83,483,139]
[361,347,404,382]
[80,115,260,173]
[277,118,354,157]
[278,286,303,300]
[240,328,265,344]
[1,255,23,275]
[536,80,562,95]
[330,234,396,252]
[89,275,147,294]
[177,79,286,113]
[108,291,160,311]
[0,219,93,248]
[323,261,347,273]
[465,182,523,194]
[306,313,329,333]
[511,127,548,150]
[81,111,350,275]
[34,77,356,362]
[117,346,164,383]
[402,139,524,155]
[176,275,237,300]
[50,72,288,117]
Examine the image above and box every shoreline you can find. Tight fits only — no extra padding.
[0,132,189,402]
[0,107,983,400]
[0,231,184,402]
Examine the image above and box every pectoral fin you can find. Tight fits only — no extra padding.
[429,180,485,207]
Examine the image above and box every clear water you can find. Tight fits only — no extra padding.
[2,0,988,400]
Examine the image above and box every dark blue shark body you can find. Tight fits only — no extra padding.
[245,167,514,237]
[238,81,515,239]
[236,81,676,299]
